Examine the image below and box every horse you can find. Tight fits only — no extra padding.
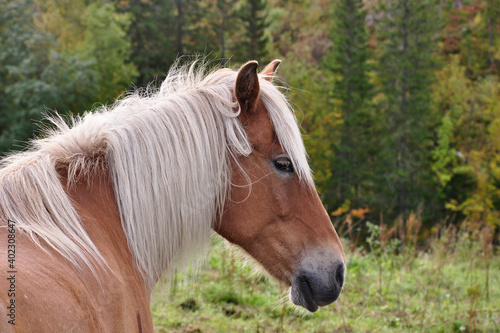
[0,60,345,332]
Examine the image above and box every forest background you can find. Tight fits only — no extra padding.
[1,0,499,331]
[1,0,500,240]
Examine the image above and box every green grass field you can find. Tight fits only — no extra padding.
[151,226,499,333]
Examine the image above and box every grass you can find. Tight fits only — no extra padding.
[151,225,499,332]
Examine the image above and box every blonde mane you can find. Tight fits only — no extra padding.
[0,61,312,289]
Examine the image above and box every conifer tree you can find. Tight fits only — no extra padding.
[126,0,176,86]
[483,0,500,72]
[376,0,440,227]
[216,0,238,65]
[237,0,270,61]
[323,0,375,212]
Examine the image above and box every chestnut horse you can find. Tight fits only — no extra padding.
[0,60,345,332]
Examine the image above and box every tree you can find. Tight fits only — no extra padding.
[215,0,238,65]
[174,0,185,54]
[34,0,138,104]
[171,0,219,59]
[0,0,97,154]
[433,56,500,228]
[432,56,477,221]
[0,0,46,153]
[123,0,177,86]
[482,0,500,72]
[448,2,500,79]
[376,0,441,228]
[0,0,138,155]
[237,0,270,61]
[77,2,138,103]
[323,0,376,213]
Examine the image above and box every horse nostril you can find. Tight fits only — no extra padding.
[334,262,345,288]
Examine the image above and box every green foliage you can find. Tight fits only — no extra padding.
[1,0,500,235]
[376,0,441,222]
[0,0,138,153]
[31,0,138,104]
[77,2,138,103]
[182,1,219,56]
[214,0,240,63]
[0,0,98,153]
[433,56,500,227]
[123,0,177,86]
[0,0,43,152]
[236,0,270,61]
[322,0,377,213]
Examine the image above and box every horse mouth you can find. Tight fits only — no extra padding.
[289,263,345,312]
[289,275,319,312]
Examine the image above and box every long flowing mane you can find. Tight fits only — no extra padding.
[0,61,312,289]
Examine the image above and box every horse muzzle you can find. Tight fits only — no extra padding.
[289,260,345,312]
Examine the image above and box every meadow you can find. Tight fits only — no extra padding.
[151,223,499,333]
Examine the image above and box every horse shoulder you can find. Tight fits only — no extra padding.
[0,229,151,332]
[0,167,154,332]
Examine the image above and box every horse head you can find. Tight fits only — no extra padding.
[216,60,346,312]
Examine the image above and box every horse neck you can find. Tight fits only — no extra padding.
[60,168,144,285]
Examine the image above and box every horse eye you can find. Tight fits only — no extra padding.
[273,157,294,173]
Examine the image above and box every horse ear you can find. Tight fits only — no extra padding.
[260,59,281,82]
[235,61,260,113]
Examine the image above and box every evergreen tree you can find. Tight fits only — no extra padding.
[323,0,375,212]
[215,0,238,65]
[173,0,185,55]
[124,0,176,86]
[237,0,270,61]
[376,0,440,227]
[172,0,219,59]
[186,1,219,56]
[483,0,500,72]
